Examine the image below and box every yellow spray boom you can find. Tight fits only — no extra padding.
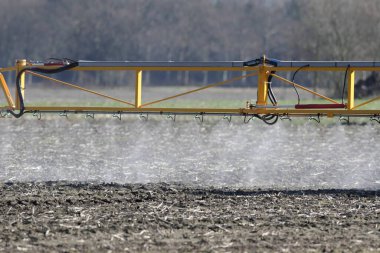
[1,56,380,124]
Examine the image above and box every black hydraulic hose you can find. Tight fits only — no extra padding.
[267,71,277,105]
[253,114,279,125]
[267,85,276,105]
[8,59,79,118]
[341,65,350,104]
[291,64,309,104]
[261,114,279,125]
[9,72,25,118]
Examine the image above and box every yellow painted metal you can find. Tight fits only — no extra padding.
[255,108,375,115]
[21,65,380,73]
[0,73,15,108]
[347,70,355,109]
[256,66,268,106]
[271,73,340,104]
[270,67,380,72]
[72,66,256,72]
[68,66,380,72]
[141,71,257,107]
[15,59,26,109]
[135,70,142,108]
[0,67,17,72]
[24,106,246,114]
[27,71,134,106]
[20,105,380,116]
[2,57,380,119]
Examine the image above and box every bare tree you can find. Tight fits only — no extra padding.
[0,0,379,91]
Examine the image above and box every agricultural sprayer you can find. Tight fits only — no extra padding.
[1,56,380,125]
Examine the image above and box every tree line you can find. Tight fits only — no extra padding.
[0,0,379,95]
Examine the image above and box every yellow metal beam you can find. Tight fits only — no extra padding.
[256,66,268,106]
[3,57,380,119]
[0,67,17,72]
[71,66,258,72]
[347,70,355,109]
[0,73,15,108]
[135,70,142,108]
[24,106,246,114]
[271,67,380,72]
[21,105,380,116]
[30,65,380,72]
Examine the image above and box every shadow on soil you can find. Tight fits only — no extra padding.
[3,181,378,197]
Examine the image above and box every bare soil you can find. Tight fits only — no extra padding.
[0,182,378,252]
